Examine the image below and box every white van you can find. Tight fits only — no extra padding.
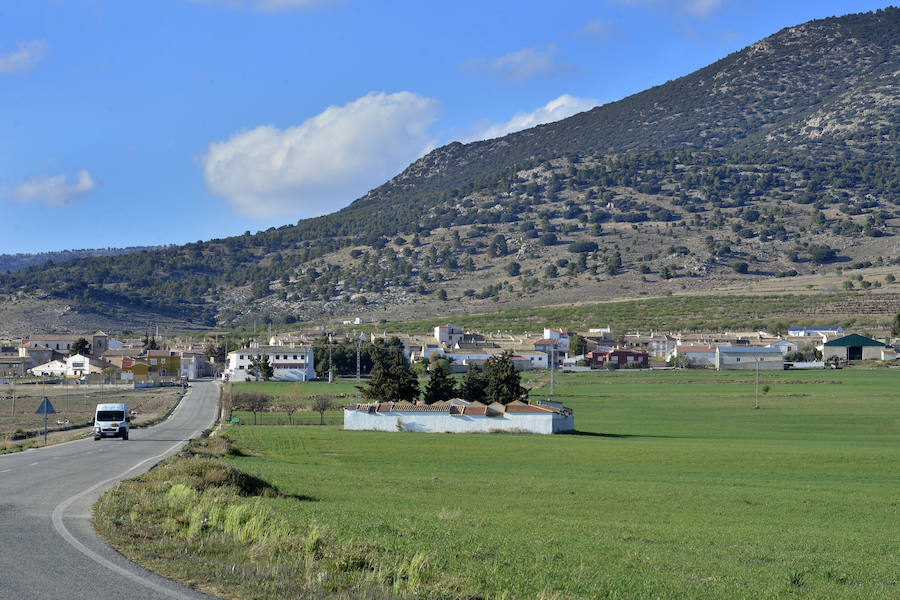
[93,403,129,441]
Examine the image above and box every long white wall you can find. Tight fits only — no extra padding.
[344,410,573,434]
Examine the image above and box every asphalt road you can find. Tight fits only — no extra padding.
[0,380,221,600]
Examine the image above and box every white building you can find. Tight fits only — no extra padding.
[180,352,204,380]
[767,340,799,356]
[788,326,844,337]
[543,328,570,352]
[65,353,94,378]
[29,360,67,377]
[226,344,315,382]
[715,346,783,370]
[434,324,464,347]
[344,399,574,434]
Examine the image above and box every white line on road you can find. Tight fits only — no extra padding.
[29,462,40,466]
[51,423,208,599]
[0,469,11,473]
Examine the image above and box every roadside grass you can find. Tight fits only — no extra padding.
[96,368,900,598]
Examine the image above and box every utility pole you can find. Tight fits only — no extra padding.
[356,333,364,403]
[328,339,334,383]
[550,346,555,395]
[755,357,760,410]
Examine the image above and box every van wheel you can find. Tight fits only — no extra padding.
[94,436,100,441]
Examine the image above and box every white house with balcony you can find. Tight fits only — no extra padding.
[225,344,315,382]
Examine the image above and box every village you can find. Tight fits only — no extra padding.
[1,322,897,385]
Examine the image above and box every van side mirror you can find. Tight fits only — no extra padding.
[125,416,130,423]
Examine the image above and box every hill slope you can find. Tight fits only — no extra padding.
[1,7,898,336]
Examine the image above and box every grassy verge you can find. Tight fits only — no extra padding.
[95,369,900,599]
[94,436,423,599]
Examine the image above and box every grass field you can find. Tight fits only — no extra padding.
[96,368,900,599]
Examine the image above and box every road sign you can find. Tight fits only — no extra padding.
[35,396,56,445]
[36,397,56,415]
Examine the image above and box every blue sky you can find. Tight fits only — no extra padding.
[0,0,888,254]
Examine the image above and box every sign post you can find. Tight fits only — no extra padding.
[36,396,56,446]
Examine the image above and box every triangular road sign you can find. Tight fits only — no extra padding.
[36,396,56,415]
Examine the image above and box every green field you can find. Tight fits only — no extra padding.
[97,369,900,599]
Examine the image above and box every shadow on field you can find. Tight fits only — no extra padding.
[562,430,679,439]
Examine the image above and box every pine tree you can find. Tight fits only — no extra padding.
[388,354,420,403]
[891,311,900,337]
[483,352,528,405]
[460,364,486,403]
[423,363,457,404]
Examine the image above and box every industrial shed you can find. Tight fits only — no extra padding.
[822,334,885,361]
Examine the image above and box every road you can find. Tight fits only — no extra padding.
[0,380,221,600]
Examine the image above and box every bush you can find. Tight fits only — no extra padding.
[732,261,749,274]
[808,244,837,264]
[568,240,599,254]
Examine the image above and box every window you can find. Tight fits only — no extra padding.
[150,359,158,365]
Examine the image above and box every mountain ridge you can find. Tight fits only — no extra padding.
[1,7,898,336]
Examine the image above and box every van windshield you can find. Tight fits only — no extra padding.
[96,410,125,421]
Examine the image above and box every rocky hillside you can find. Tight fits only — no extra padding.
[1,7,898,336]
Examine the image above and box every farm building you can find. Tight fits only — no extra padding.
[344,399,574,434]
[821,334,885,361]
[715,346,783,370]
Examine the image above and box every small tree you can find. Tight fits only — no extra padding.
[891,311,900,338]
[423,363,457,405]
[732,261,749,274]
[250,354,274,381]
[70,337,91,357]
[285,391,302,425]
[311,394,333,425]
[236,392,269,425]
[142,332,159,351]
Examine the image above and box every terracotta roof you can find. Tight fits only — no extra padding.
[503,403,555,414]
[675,345,717,353]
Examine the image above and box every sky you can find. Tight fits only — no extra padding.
[0,0,890,254]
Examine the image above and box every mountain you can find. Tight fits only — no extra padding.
[1,7,898,336]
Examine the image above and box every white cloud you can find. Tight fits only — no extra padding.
[201,91,440,218]
[575,19,613,41]
[614,0,723,17]
[6,170,97,206]
[468,94,598,141]
[189,0,336,12]
[0,40,49,75]
[461,44,574,83]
